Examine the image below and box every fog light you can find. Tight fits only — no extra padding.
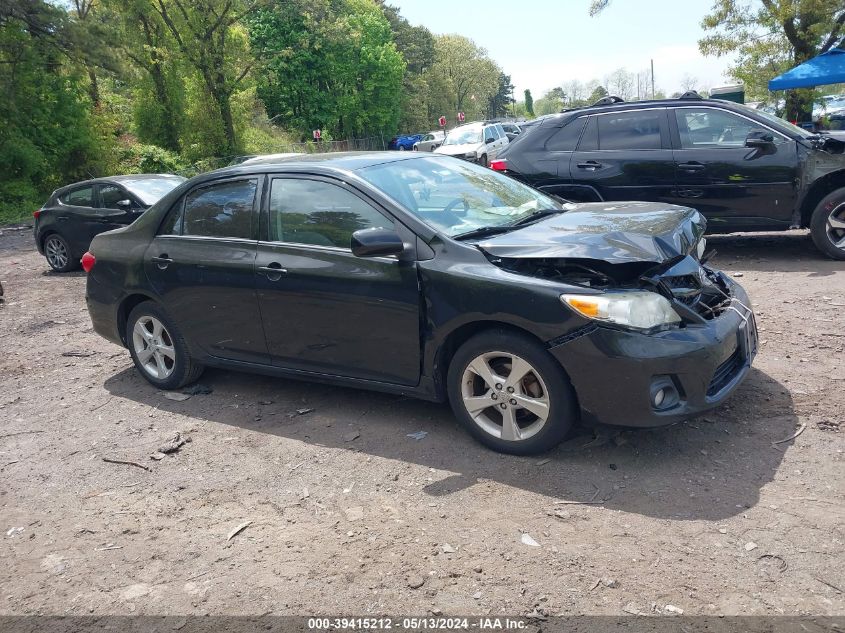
[650,376,681,411]
[653,388,666,407]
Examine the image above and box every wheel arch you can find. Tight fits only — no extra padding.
[799,170,845,227]
[117,292,159,346]
[432,320,575,400]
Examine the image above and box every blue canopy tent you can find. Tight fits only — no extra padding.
[768,48,845,90]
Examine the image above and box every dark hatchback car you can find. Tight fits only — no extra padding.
[84,153,757,454]
[34,174,186,272]
[493,94,845,259]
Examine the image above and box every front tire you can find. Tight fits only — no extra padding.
[127,302,204,390]
[479,154,488,168]
[44,234,77,272]
[446,330,577,455]
[810,188,845,260]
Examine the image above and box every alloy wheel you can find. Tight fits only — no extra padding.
[132,316,176,380]
[45,237,68,270]
[460,351,550,442]
[825,202,845,251]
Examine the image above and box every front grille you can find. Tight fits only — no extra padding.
[707,347,743,397]
[662,268,732,321]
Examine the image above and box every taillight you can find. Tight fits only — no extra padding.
[33,209,42,219]
[490,159,507,172]
[81,251,96,273]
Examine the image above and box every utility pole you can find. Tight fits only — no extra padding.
[651,59,655,98]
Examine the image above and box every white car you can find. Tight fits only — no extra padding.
[413,131,445,152]
[434,122,509,167]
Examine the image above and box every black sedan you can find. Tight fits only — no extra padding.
[34,174,186,272]
[83,153,757,454]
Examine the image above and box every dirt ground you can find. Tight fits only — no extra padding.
[0,225,843,617]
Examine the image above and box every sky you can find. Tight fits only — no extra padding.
[389,0,738,99]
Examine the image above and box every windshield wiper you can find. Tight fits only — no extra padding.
[508,208,565,227]
[453,225,515,240]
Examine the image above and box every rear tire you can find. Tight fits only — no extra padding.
[127,301,204,390]
[810,188,845,260]
[446,329,577,455]
[479,154,488,168]
[43,234,77,272]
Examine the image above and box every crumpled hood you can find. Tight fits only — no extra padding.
[476,201,706,264]
[435,143,481,156]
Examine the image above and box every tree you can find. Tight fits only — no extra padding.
[700,0,845,121]
[485,73,513,119]
[561,79,586,106]
[151,0,256,155]
[429,34,501,120]
[588,83,608,103]
[680,73,699,92]
[524,89,534,117]
[250,0,404,139]
[606,67,634,99]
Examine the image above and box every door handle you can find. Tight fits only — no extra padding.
[258,263,287,281]
[151,255,173,269]
[678,162,705,172]
[576,160,602,170]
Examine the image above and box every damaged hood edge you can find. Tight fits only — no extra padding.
[475,201,707,265]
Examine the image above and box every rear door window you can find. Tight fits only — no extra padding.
[546,118,587,151]
[166,179,257,239]
[60,186,95,208]
[597,110,664,150]
[577,117,599,151]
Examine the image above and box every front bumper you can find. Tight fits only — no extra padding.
[549,283,757,428]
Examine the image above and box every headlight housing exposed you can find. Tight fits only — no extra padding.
[561,291,681,331]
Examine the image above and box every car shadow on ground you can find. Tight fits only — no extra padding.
[104,362,796,522]
[707,230,842,275]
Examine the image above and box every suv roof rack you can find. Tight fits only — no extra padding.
[678,90,703,100]
[592,95,625,107]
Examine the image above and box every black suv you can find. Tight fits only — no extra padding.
[493,94,845,259]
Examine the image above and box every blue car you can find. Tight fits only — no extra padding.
[389,133,423,151]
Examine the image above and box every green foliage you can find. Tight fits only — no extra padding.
[486,73,514,119]
[524,89,534,117]
[700,0,845,117]
[249,0,404,139]
[429,35,501,121]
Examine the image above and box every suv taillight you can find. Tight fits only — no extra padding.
[33,209,42,219]
[81,251,96,273]
[490,159,507,172]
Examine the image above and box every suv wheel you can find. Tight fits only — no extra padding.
[810,188,845,260]
[44,234,77,272]
[446,330,577,455]
[479,154,488,168]
[127,302,204,390]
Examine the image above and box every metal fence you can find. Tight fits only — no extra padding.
[175,135,389,178]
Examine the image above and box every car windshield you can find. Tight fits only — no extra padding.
[443,126,482,145]
[358,155,566,238]
[124,176,186,205]
[735,104,814,139]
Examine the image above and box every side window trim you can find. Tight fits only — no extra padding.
[263,174,398,252]
[157,175,261,239]
[590,107,670,151]
[671,105,789,150]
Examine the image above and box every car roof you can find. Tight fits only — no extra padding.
[545,97,757,125]
[54,173,185,193]
[203,151,436,176]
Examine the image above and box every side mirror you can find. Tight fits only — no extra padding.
[485,137,495,144]
[116,199,132,209]
[745,131,774,148]
[351,228,405,258]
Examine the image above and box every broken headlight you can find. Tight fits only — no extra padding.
[561,291,681,331]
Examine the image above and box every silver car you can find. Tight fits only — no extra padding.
[413,130,445,152]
